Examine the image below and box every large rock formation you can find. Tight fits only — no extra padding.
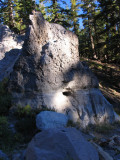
[25,128,99,160]
[9,12,118,127]
[0,25,24,81]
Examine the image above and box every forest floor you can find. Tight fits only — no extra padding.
[81,58,120,115]
[80,58,120,159]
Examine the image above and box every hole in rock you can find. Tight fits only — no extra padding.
[62,91,72,96]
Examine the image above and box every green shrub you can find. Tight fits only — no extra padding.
[14,104,39,142]
[0,78,11,116]
[14,104,32,118]
[14,104,41,119]
[67,120,76,127]
[0,116,25,153]
[94,123,114,134]
[15,116,36,142]
[0,116,14,152]
[15,117,36,134]
[13,132,24,143]
[0,116,9,138]
[83,123,114,134]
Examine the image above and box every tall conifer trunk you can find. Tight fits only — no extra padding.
[87,3,97,59]
[8,0,14,29]
[88,16,96,59]
[52,0,58,22]
[117,0,120,33]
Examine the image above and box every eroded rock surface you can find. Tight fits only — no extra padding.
[0,25,24,81]
[25,128,99,160]
[8,12,118,127]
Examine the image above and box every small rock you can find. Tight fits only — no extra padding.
[12,150,26,160]
[109,139,115,147]
[112,135,120,145]
[36,111,68,130]
[9,123,16,133]
[99,138,109,147]
[0,150,9,160]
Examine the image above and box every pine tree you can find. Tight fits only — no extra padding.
[0,0,4,23]
[18,0,35,26]
[80,0,97,59]
[39,0,71,29]
[0,0,36,33]
[97,0,120,63]
[70,0,80,35]
[39,0,47,18]
[2,0,15,29]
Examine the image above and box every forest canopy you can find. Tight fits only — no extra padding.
[0,0,120,63]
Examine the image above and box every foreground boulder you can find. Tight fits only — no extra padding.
[0,25,24,81]
[8,12,118,127]
[25,128,99,160]
[36,111,68,130]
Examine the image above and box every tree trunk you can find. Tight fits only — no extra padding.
[88,15,97,59]
[8,0,14,29]
[52,0,56,4]
[52,0,58,22]
[118,0,120,33]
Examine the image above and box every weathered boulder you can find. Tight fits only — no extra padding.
[36,111,68,130]
[0,25,24,81]
[8,12,118,127]
[25,127,99,160]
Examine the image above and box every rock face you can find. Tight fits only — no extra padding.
[9,12,117,127]
[25,128,99,160]
[0,25,24,81]
[36,111,68,130]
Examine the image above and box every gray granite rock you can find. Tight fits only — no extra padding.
[12,150,26,160]
[8,12,119,127]
[25,127,99,160]
[114,154,120,160]
[0,150,9,160]
[36,111,68,130]
[0,25,24,81]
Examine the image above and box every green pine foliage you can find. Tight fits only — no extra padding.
[97,0,120,63]
[0,0,34,33]
[70,0,80,35]
[79,0,120,63]
[0,0,120,63]
[45,0,71,28]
